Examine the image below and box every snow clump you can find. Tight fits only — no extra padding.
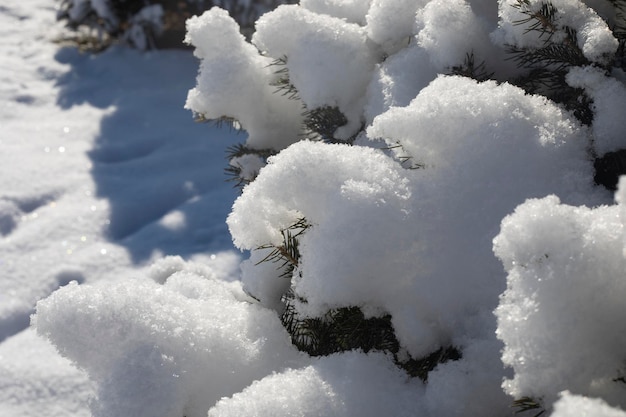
[494,178,626,410]
[185,7,304,150]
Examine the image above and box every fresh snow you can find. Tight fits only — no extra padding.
[5,0,626,417]
[0,1,241,415]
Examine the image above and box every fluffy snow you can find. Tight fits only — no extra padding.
[35,261,304,417]
[229,74,608,366]
[365,0,422,54]
[8,0,626,416]
[301,0,372,24]
[494,182,626,409]
[567,65,626,156]
[207,351,426,417]
[1,0,241,415]
[185,7,305,150]
[493,0,618,65]
[551,392,626,417]
[415,0,492,69]
[253,5,378,139]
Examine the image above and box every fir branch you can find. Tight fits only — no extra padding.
[280,295,400,357]
[226,143,275,160]
[506,1,595,125]
[449,52,494,82]
[255,218,309,277]
[594,149,626,191]
[512,0,560,42]
[195,115,244,132]
[383,141,424,170]
[512,396,545,417]
[267,57,362,144]
[400,346,462,381]
[508,1,589,69]
[302,106,355,144]
[507,41,589,71]
[608,0,626,69]
[509,68,594,125]
[224,143,276,190]
[268,56,302,101]
[281,291,462,381]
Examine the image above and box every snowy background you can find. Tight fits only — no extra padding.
[0,1,241,415]
[5,0,626,417]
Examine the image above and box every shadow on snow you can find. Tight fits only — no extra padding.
[53,45,242,263]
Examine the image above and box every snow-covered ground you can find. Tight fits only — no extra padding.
[0,1,240,415]
[6,1,626,417]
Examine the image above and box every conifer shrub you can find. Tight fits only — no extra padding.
[186,0,626,406]
[56,0,294,50]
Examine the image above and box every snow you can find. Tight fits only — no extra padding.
[301,0,372,24]
[6,0,626,416]
[206,351,426,417]
[493,0,618,65]
[253,4,378,139]
[567,65,626,156]
[35,265,304,417]
[415,0,491,69]
[1,0,241,415]
[185,7,305,150]
[551,392,626,417]
[494,187,626,409]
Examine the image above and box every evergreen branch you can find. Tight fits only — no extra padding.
[194,115,244,132]
[303,106,351,143]
[512,0,560,42]
[505,2,595,125]
[400,346,462,381]
[512,396,545,417]
[268,56,301,100]
[281,290,462,381]
[608,0,626,69]
[255,218,310,277]
[449,52,494,82]
[594,149,626,190]
[224,144,276,190]
[509,67,594,125]
[226,143,275,160]
[507,41,589,70]
[382,141,424,170]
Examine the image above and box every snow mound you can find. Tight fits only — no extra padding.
[34,260,304,417]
